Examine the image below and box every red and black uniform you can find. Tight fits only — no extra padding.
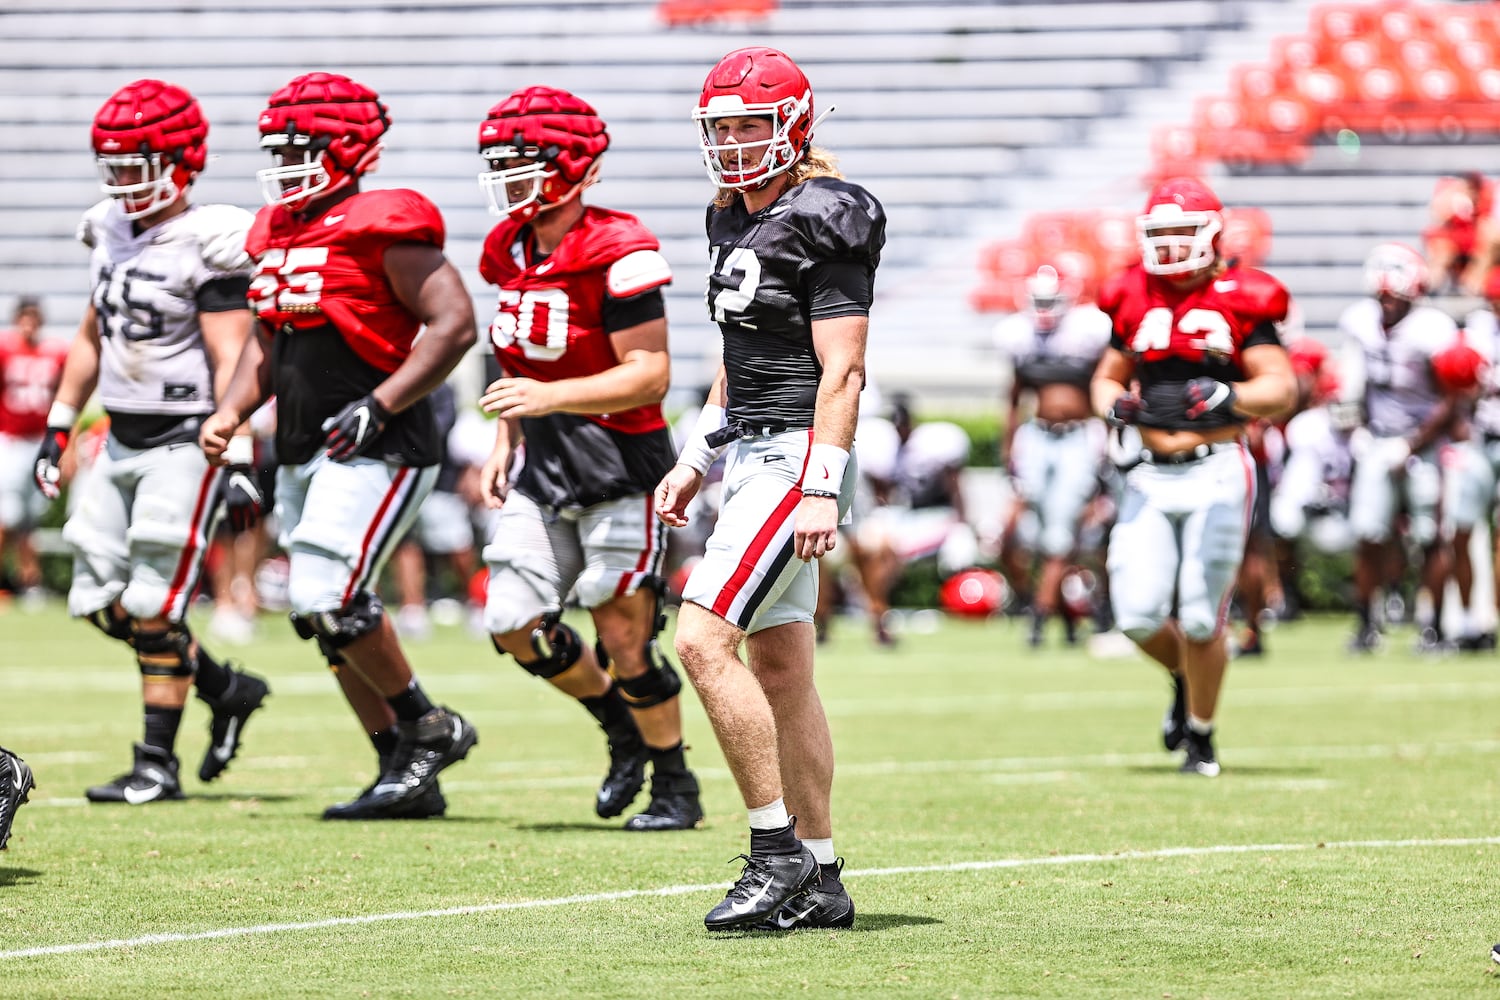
[0,330,67,439]
[480,206,675,508]
[247,188,445,466]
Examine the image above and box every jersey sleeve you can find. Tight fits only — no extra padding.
[606,249,672,298]
[1232,269,1292,327]
[346,189,446,250]
[76,199,112,250]
[186,203,256,280]
[478,223,515,288]
[805,182,886,266]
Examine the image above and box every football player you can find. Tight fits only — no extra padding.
[0,297,66,601]
[471,86,703,831]
[35,80,270,804]
[1340,243,1459,653]
[1093,176,1296,777]
[656,46,885,930]
[1440,278,1499,651]
[200,73,479,819]
[994,264,1113,647]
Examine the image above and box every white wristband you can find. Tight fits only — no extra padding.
[803,443,850,494]
[47,401,78,429]
[225,435,255,467]
[676,403,727,475]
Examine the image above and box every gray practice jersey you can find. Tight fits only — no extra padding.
[1338,297,1454,438]
[79,199,253,418]
[993,305,1113,391]
[1463,306,1500,436]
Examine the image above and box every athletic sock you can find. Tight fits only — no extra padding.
[803,836,836,866]
[143,706,184,755]
[387,682,435,723]
[648,741,687,774]
[1186,713,1214,736]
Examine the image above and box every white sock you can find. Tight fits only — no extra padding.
[1186,714,1214,736]
[803,837,836,866]
[747,798,789,831]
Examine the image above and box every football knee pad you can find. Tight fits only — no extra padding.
[132,622,195,679]
[615,644,683,708]
[289,592,383,651]
[518,612,583,679]
[85,606,134,643]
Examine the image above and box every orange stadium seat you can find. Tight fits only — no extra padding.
[1220,207,1273,267]
[656,0,776,27]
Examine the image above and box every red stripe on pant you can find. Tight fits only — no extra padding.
[159,465,220,620]
[710,430,815,619]
[341,466,411,607]
[614,494,658,598]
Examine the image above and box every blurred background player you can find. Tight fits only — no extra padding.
[1439,279,1500,651]
[201,72,479,820]
[36,80,269,805]
[0,297,66,603]
[472,86,703,831]
[1340,243,1458,653]
[994,264,1111,647]
[1093,176,1295,777]
[657,45,885,930]
[1422,171,1490,295]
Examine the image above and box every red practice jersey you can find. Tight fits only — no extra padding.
[247,188,444,374]
[0,330,67,438]
[480,206,671,435]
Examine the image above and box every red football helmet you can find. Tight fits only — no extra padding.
[1362,242,1427,301]
[257,72,389,209]
[477,86,610,223]
[693,47,815,190]
[1137,176,1224,277]
[1432,333,1488,394]
[91,79,208,220]
[938,568,1007,619]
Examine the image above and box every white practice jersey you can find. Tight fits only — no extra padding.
[1281,406,1353,509]
[79,199,253,417]
[994,306,1113,391]
[1463,306,1500,436]
[1338,298,1455,438]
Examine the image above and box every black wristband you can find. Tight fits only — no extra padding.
[801,488,840,499]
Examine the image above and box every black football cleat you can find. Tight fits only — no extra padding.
[756,859,856,931]
[1180,728,1220,778]
[596,736,649,819]
[0,747,36,849]
[1162,673,1188,753]
[196,667,270,782]
[362,707,477,810]
[323,780,447,820]
[1347,624,1381,654]
[624,768,704,831]
[86,743,184,804]
[705,844,819,931]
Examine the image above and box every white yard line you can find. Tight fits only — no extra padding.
[3,835,1497,961]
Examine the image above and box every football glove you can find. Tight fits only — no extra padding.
[33,426,70,500]
[321,394,392,462]
[1105,393,1144,428]
[222,467,265,532]
[1184,378,1238,420]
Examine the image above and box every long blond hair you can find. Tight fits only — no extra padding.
[712,145,842,209]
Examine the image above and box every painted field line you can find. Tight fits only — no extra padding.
[4,835,1498,961]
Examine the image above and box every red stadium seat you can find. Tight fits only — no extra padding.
[1221,207,1273,267]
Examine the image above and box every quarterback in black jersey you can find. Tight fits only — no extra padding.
[656,47,885,932]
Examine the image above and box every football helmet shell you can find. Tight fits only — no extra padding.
[1137,176,1224,277]
[693,46,814,190]
[91,79,208,220]
[1362,242,1427,301]
[257,72,389,209]
[938,568,1006,619]
[1432,334,1488,394]
[477,86,610,223]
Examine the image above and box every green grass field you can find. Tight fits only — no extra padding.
[2,601,1499,998]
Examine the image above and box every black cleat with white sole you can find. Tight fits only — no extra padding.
[1180,728,1220,777]
[756,859,855,931]
[1162,672,1187,753]
[323,744,448,820]
[705,844,819,931]
[0,747,36,849]
[86,743,184,804]
[596,736,649,819]
[196,667,270,782]
[361,706,477,810]
[623,768,704,831]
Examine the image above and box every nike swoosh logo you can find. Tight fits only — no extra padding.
[372,781,409,797]
[324,214,345,225]
[122,783,162,805]
[767,204,792,216]
[536,261,555,274]
[212,718,240,763]
[1213,280,1237,292]
[729,876,774,915]
[11,768,24,792]
[776,901,818,928]
[353,406,369,442]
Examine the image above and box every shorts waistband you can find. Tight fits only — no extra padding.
[1034,417,1090,436]
[705,420,806,449]
[1138,440,1241,466]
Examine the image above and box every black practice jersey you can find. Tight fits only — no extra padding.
[705,176,885,428]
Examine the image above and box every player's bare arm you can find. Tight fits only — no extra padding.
[481,317,669,419]
[1226,342,1298,419]
[796,313,866,561]
[375,241,478,413]
[656,366,727,526]
[201,325,273,464]
[51,302,104,418]
[197,307,256,463]
[1090,347,1137,421]
[479,413,520,509]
